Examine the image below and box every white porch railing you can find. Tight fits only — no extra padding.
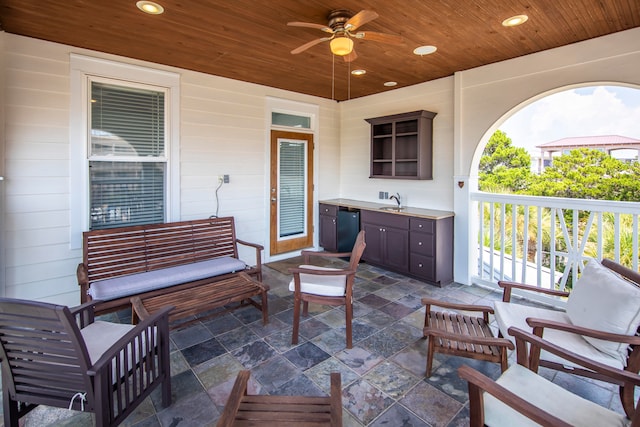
[470,191,640,306]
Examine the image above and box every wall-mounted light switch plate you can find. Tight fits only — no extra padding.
[378,191,385,199]
[384,192,389,199]
[223,174,230,184]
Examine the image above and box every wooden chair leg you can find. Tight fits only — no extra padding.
[345,301,353,349]
[426,336,435,377]
[500,348,509,373]
[292,297,301,345]
[3,390,20,427]
[302,301,309,316]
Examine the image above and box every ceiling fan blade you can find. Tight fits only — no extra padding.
[344,49,358,62]
[287,21,333,33]
[345,10,379,31]
[354,31,405,45]
[291,37,331,54]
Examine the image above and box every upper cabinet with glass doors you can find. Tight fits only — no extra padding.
[366,110,437,180]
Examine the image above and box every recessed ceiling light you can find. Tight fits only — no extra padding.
[136,1,164,15]
[351,69,366,76]
[502,14,528,27]
[383,81,397,87]
[413,45,437,56]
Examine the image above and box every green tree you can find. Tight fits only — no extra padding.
[529,148,640,200]
[479,130,532,192]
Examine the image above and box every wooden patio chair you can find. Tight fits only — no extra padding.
[216,370,342,426]
[459,326,640,426]
[289,230,366,349]
[422,298,514,377]
[493,258,640,418]
[0,298,173,427]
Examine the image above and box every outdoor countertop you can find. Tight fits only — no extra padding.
[320,198,454,220]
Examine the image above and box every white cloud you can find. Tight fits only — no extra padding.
[500,86,640,154]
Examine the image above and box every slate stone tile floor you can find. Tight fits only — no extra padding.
[10,258,627,426]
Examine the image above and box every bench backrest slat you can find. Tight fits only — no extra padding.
[83,217,239,283]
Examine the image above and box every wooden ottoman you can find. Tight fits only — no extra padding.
[131,272,269,328]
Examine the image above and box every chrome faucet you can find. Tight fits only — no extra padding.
[389,193,401,208]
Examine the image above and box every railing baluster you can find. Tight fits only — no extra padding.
[470,192,640,306]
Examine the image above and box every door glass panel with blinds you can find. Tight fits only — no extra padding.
[278,140,306,238]
[89,80,167,230]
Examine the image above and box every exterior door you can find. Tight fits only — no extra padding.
[270,130,314,255]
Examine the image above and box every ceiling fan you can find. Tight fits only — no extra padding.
[288,9,404,62]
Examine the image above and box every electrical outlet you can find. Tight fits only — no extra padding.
[218,175,224,184]
[384,191,389,199]
[223,174,230,184]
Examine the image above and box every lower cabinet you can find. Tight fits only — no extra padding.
[361,211,410,273]
[361,209,453,286]
[319,203,338,252]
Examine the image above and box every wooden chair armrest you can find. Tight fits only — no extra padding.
[217,370,251,427]
[421,297,494,314]
[70,300,99,327]
[498,280,570,302]
[458,365,573,427]
[424,327,514,350]
[525,317,640,345]
[289,266,356,276]
[236,239,263,275]
[509,326,640,386]
[88,305,174,374]
[301,250,352,263]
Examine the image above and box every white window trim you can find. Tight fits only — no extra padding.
[69,54,180,249]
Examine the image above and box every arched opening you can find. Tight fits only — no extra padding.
[468,84,640,298]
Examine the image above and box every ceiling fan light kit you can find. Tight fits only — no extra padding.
[330,36,353,55]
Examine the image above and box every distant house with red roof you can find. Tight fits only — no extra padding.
[536,135,640,171]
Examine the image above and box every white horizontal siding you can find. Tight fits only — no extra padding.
[1,33,339,305]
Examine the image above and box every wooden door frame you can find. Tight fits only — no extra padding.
[269,130,314,255]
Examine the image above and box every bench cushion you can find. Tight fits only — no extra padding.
[88,257,246,301]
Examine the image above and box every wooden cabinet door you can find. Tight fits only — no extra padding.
[383,226,409,272]
[361,222,384,264]
[319,214,337,252]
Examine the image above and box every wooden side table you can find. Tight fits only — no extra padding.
[422,297,514,376]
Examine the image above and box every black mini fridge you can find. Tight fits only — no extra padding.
[337,210,360,253]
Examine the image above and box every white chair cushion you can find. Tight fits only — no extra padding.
[288,265,347,297]
[484,364,630,427]
[81,320,136,364]
[566,259,640,365]
[493,301,624,369]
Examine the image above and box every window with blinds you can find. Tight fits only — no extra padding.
[88,80,167,229]
[279,140,306,237]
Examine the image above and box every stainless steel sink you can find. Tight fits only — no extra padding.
[379,206,405,212]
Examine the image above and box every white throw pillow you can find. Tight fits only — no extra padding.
[566,259,640,365]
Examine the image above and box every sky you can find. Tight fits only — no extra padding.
[499,86,640,156]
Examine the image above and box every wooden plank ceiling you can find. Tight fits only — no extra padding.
[1,0,638,101]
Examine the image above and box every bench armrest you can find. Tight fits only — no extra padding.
[236,239,263,277]
[77,263,90,303]
[498,280,570,302]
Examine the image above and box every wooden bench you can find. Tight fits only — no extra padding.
[77,217,264,317]
[131,272,269,328]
